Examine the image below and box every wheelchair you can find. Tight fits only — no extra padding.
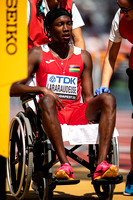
[7,93,123,200]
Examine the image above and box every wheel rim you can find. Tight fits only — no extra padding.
[92,138,119,200]
[7,116,26,197]
[7,112,33,199]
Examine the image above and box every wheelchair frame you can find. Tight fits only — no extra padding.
[7,93,123,200]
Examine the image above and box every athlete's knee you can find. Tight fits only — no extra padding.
[38,94,56,112]
[100,93,116,110]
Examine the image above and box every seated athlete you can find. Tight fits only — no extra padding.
[10,8,118,181]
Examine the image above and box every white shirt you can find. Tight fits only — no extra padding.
[109,9,122,43]
[27,0,85,30]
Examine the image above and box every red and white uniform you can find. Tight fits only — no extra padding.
[36,44,89,125]
[109,9,133,69]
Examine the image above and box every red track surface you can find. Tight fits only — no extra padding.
[116,110,132,171]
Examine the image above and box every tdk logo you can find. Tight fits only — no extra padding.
[56,76,76,85]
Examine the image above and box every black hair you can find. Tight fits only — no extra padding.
[45,8,72,27]
[129,0,133,6]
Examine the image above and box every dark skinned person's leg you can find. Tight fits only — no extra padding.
[85,93,118,180]
[39,94,74,180]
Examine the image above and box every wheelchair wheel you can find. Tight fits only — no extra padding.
[37,139,54,200]
[103,137,119,200]
[93,183,114,200]
[38,178,49,200]
[38,178,54,200]
[7,112,33,199]
[111,137,119,168]
[92,137,119,200]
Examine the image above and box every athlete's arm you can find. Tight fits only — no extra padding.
[81,50,94,103]
[10,47,43,97]
[101,40,121,88]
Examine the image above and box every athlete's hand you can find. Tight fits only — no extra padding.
[95,87,110,96]
[41,87,64,110]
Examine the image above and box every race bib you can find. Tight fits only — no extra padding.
[46,74,77,100]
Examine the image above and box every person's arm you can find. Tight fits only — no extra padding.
[101,40,121,88]
[101,8,122,88]
[71,3,85,50]
[95,9,122,95]
[72,27,85,50]
[10,47,43,97]
[81,50,94,103]
[27,0,31,25]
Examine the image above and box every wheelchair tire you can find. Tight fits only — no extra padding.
[38,178,49,200]
[7,112,33,199]
[103,137,119,200]
[92,137,119,200]
[38,140,54,200]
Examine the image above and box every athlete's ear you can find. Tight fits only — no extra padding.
[46,25,51,38]
[46,26,52,42]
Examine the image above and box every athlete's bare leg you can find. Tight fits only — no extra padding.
[39,94,69,164]
[39,93,116,165]
[85,93,116,164]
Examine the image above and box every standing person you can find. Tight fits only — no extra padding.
[95,0,133,196]
[27,0,85,50]
[11,8,118,183]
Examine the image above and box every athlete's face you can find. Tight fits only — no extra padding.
[49,15,72,44]
[117,0,133,20]
[46,0,62,10]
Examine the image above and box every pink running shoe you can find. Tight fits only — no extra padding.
[55,163,75,180]
[93,161,118,180]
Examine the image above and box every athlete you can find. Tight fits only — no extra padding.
[95,0,133,196]
[27,0,85,50]
[11,8,118,182]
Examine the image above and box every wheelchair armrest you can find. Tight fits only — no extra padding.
[20,93,39,112]
[20,93,37,103]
